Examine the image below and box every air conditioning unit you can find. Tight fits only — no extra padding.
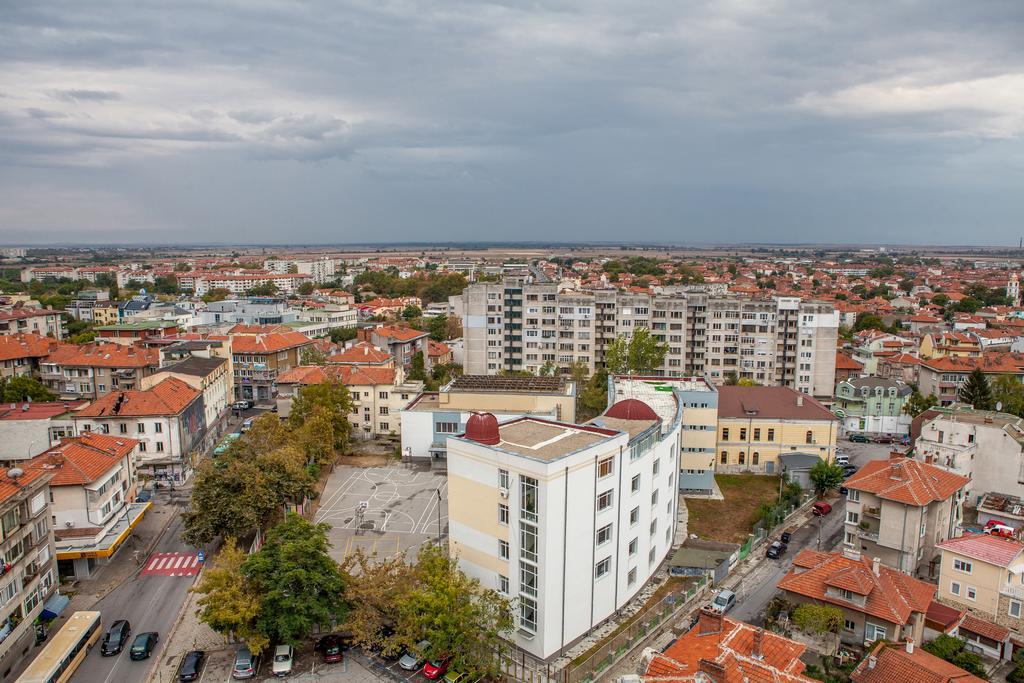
[498,487,509,499]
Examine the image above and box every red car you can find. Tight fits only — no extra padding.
[423,656,451,680]
[316,634,345,664]
[812,501,832,516]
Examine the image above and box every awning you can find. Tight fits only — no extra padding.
[40,593,70,620]
[56,502,151,560]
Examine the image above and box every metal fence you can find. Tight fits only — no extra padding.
[561,575,711,683]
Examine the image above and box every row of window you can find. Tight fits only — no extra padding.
[721,427,816,443]
[95,421,164,434]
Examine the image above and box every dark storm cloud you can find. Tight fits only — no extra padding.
[0,0,1021,244]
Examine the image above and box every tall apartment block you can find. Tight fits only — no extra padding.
[454,280,839,399]
[446,377,684,661]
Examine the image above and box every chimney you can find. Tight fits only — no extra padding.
[697,659,727,683]
[843,546,862,561]
[796,394,804,407]
[889,461,903,480]
[751,628,764,659]
[698,607,723,636]
[905,638,914,654]
[872,557,881,576]
[868,656,877,669]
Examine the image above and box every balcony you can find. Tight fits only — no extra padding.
[862,506,882,518]
[1001,584,1024,600]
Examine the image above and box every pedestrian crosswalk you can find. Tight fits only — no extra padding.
[141,551,202,577]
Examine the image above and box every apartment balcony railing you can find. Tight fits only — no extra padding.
[862,506,882,518]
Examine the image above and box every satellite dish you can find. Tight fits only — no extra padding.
[6,467,23,480]
[997,401,1004,412]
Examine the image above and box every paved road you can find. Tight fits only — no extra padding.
[71,511,202,683]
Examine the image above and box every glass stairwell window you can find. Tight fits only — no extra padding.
[520,476,539,523]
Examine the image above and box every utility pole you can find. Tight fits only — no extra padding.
[436,488,443,547]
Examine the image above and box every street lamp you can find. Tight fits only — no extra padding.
[436,488,443,547]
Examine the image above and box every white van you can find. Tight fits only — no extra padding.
[709,589,737,614]
[835,454,850,466]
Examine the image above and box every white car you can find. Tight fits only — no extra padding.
[709,589,736,614]
[272,644,294,677]
[834,454,850,466]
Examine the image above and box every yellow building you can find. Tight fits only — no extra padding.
[919,331,981,360]
[92,303,121,325]
[936,533,1024,636]
[716,386,838,474]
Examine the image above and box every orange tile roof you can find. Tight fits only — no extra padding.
[327,342,392,365]
[277,364,396,387]
[0,466,49,505]
[778,550,935,625]
[25,433,138,486]
[226,324,292,335]
[44,342,160,369]
[844,458,968,506]
[428,340,451,358]
[0,401,88,420]
[643,611,811,682]
[959,613,1009,643]
[0,333,61,361]
[229,331,312,354]
[937,532,1024,567]
[851,641,984,683]
[373,324,428,342]
[836,352,864,371]
[76,377,200,417]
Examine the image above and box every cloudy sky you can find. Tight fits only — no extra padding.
[0,1,1022,246]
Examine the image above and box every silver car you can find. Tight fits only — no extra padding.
[398,640,431,671]
[232,646,260,680]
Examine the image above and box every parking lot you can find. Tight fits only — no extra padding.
[838,437,904,467]
[170,644,382,682]
[314,464,448,563]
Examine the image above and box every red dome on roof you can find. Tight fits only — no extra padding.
[464,412,500,445]
[605,398,659,421]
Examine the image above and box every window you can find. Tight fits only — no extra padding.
[849,489,860,502]
[378,406,389,416]
[767,428,775,441]
[597,456,614,478]
[1011,600,1022,619]
[950,581,961,596]
[846,511,860,524]
[100,423,110,434]
[653,458,660,476]
[379,391,389,400]
[499,540,509,560]
[520,523,538,562]
[119,423,127,434]
[651,489,659,507]
[843,619,856,632]
[437,422,459,433]
[521,476,539,521]
[595,557,611,578]
[137,422,146,433]
[499,504,509,525]
[154,422,163,433]
[953,559,973,574]
[649,519,657,537]
[649,547,657,565]
[805,430,813,444]
[380,422,390,431]
[738,452,745,465]
[753,428,761,441]
[967,586,977,601]
[631,474,641,493]
[520,562,538,597]
[630,507,640,526]
[519,596,537,632]
[720,451,728,464]
[138,442,146,452]
[499,469,510,489]
[839,588,854,600]
[739,428,747,441]
[722,428,730,440]
[628,568,637,585]
[596,523,613,546]
[752,452,759,465]
[866,624,887,642]
[628,538,638,556]
[498,574,509,594]
[597,490,614,511]
[155,442,164,452]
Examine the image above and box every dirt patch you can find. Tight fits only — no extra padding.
[686,474,781,544]
[342,453,396,467]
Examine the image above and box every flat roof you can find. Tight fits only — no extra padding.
[611,376,712,426]
[55,502,150,559]
[96,320,178,330]
[492,418,614,461]
[592,415,658,439]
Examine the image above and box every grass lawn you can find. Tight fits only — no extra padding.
[686,474,781,544]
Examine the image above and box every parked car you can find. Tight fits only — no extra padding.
[272,645,294,677]
[848,433,871,443]
[842,465,858,478]
[232,646,260,679]
[240,417,255,433]
[766,541,786,559]
[709,589,736,614]
[985,522,1016,538]
[129,632,159,661]
[873,434,895,444]
[423,656,452,680]
[839,486,849,495]
[316,634,345,664]
[101,619,131,656]
[233,400,253,410]
[178,650,206,682]
[834,454,850,466]
[812,501,832,516]
[444,671,468,683]
[399,640,431,671]
[780,531,792,544]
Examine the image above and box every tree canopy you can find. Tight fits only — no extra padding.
[959,369,993,410]
[604,327,668,375]
[809,460,844,497]
[0,376,57,402]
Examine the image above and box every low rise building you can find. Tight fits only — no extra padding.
[851,639,984,683]
[777,549,935,647]
[833,377,913,436]
[935,533,1024,639]
[25,433,149,580]
[229,329,312,402]
[0,401,87,465]
[844,457,968,577]
[39,343,162,400]
[73,377,206,484]
[359,324,430,369]
[95,320,180,346]
[141,356,232,446]
[447,388,681,660]
[918,354,1024,406]
[327,342,394,367]
[0,307,64,340]
[400,375,576,463]
[0,333,59,380]
[716,385,839,475]
[914,406,1024,503]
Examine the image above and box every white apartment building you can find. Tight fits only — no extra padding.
[915,406,1024,504]
[447,385,682,661]
[455,279,838,400]
[267,257,338,283]
[191,273,312,296]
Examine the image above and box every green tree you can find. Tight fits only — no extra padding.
[300,346,328,366]
[959,369,993,410]
[922,635,988,679]
[408,351,428,382]
[791,604,842,634]
[297,281,315,296]
[426,315,452,341]
[992,375,1024,416]
[243,514,347,645]
[604,328,668,375]
[182,458,279,545]
[604,336,628,375]
[402,305,422,320]
[192,539,268,653]
[341,550,414,656]
[396,544,513,677]
[174,262,192,272]
[904,391,938,417]
[329,326,357,344]
[202,287,231,303]
[538,360,558,376]
[0,376,57,402]
[248,283,279,296]
[289,380,353,453]
[809,460,844,497]
[577,368,609,421]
